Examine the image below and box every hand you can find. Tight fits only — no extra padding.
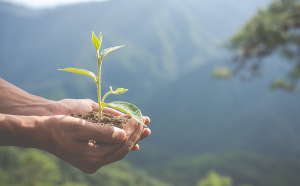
[51,99,151,151]
[0,78,99,116]
[0,113,151,174]
[0,78,151,172]
[35,114,150,174]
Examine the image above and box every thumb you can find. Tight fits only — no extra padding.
[78,122,126,143]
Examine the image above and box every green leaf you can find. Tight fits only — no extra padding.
[58,68,97,82]
[92,31,100,51]
[114,87,128,95]
[98,32,102,44]
[100,46,124,61]
[102,87,128,103]
[102,101,146,127]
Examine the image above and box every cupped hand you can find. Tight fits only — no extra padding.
[36,114,150,174]
[49,99,99,116]
[52,98,151,150]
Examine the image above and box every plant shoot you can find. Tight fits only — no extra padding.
[58,32,146,127]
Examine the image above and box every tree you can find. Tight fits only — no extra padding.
[222,0,300,91]
[196,171,233,186]
[0,148,60,186]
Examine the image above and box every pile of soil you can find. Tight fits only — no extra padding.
[70,111,129,129]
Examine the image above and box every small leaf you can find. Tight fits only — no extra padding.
[100,46,124,61]
[98,32,102,44]
[114,88,128,95]
[102,101,146,127]
[58,68,97,82]
[92,31,100,51]
[102,87,128,103]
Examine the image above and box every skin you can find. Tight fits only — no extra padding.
[0,78,151,174]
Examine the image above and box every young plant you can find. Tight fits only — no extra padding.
[58,31,146,127]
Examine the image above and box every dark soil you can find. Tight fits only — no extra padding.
[70,111,129,129]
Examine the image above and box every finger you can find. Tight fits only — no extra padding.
[84,99,99,112]
[114,123,143,156]
[122,118,140,140]
[143,116,150,125]
[100,123,143,166]
[140,128,151,140]
[78,121,126,143]
[132,144,139,151]
[91,118,140,158]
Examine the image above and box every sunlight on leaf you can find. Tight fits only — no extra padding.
[102,101,146,127]
[98,32,102,44]
[92,31,100,51]
[58,68,97,82]
[100,46,124,61]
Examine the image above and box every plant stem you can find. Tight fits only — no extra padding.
[97,53,102,119]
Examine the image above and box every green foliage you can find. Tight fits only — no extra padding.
[196,171,232,186]
[0,148,60,186]
[144,153,300,186]
[212,67,232,79]
[58,32,145,126]
[92,31,101,51]
[102,101,145,125]
[270,78,295,91]
[99,46,124,62]
[230,0,300,58]
[0,147,171,186]
[227,0,300,90]
[289,63,300,78]
[58,68,97,82]
[60,183,89,186]
[102,86,128,102]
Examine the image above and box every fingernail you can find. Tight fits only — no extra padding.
[133,144,139,151]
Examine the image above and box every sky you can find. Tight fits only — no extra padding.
[0,0,107,9]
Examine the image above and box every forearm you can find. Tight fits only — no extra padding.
[0,113,43,148]
[0,78,54,116]
[0,78,99,116]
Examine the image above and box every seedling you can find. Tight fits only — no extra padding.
[58,32,146,127]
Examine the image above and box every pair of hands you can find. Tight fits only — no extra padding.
[41,99,151,174]
[0,78,151,174]
[39,99,151,173]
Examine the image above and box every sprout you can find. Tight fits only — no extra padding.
[58,32,146,127]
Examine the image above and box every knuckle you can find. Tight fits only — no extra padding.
[125,142,135,153]
[103,126,115,138]
[137,123,143,132]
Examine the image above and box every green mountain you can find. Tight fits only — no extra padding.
[0,0,270,101]
[135,61,300,161]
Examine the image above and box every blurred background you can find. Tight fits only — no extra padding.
[1,0,300,185]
